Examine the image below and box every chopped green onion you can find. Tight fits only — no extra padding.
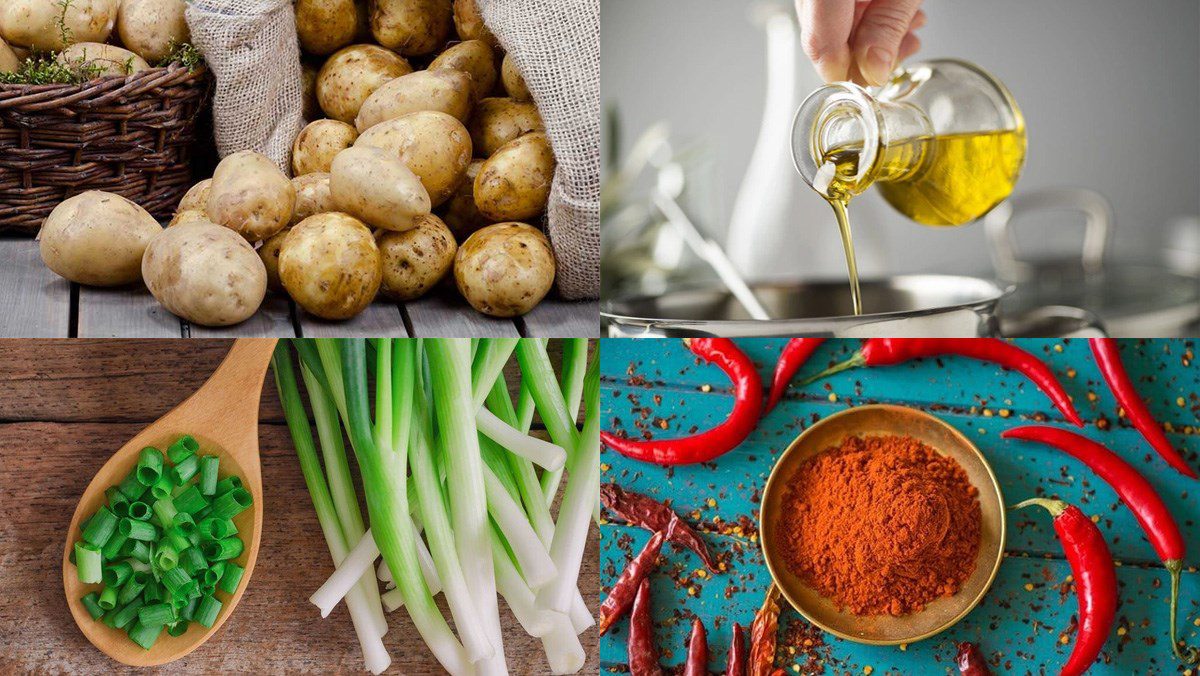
[198,517,237,540]
[199,456,219,496]
[101,530,128,560]
[81,592,105,620]
[201,537,243,562]
[98,586,118,610]
[213,475,241,496]
[136,447,164,486]
[194,595,222,628]
[166,529,190,554]
[103,561,133,587]
[118,572,148,605]
[171,453,200,485]
[75,542,102,583]
[179,546,208,575]
[154,542,179,571]
[208,488,252,521]
[142,579,163,603]
[137,602,175,628]
[119,517,158,541]
[173,485,208,514]
[181,597,198,622]
[173,512,197,537]
[82,506,118,547]
[150,475,174,501]
[105,487,131,518]
[117,470,147,501]
[167,620,189,637]
[128,620,163,649]
[152,498,178,530]
[126,540,151,564]
[127,501,152,521]
[204,562,226,587]
[111,597,144,629]
[168,435,199,464]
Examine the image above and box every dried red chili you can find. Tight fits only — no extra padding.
[1016,498,1117,676]
[766,338,825,411]
[628,578,661,676]
[598,518,677,635]
[804,338,1084,427]
[1003,425,1197,663]
[602,338,764,465]
[955,642,992,676]
[600,483,718,572]
[1090,338,1198,479]
[747,585,781,676]
[683,617,708,676]
[727,622,747,676]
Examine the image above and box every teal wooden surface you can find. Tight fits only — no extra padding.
[599,339,1200,674]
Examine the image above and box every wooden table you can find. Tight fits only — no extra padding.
[0,238,598,338]
[600,338,1200,674]
[0,340,598,674]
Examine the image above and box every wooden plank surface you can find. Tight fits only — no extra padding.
[405,291,521,338]
[0,339,598,674]
[520,298,599,338]
[298,302,408,337]
[599,338,1200,674]
[0,238,71,338]
[77,284,182,338]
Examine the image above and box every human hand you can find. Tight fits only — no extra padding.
[796,0,926,86]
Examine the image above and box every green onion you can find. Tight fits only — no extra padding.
[136,447,164,486]
[127,621,162,649]
[82,506,118,547]
[162,567,192,596]
[167,529,191,554]
[103,561,133,587]
[515,341,580,504]
[137,602,175,627]
[127,540,151,564]
[208,488,251,520]
[181,597,198,622]
[154,542,179,571]
[173,485,208,514]
[118,572,148,605]
[111,597,144,629]
[81,593,105,620]
[199,456,219,495]
[75,542,102,583]
[167,435,199,464]
[127,501,152,521]
[101,530,128,561]
[204,562,226,587]
[171,453,200,485]
[98,586,118,610]
[213,475,241,496]
[198,517,237,540]
[173,512,197,537]
[119,517,158,541]
[142,578,163,603]
[179,546,208,575]
[150,476,174,501]
[152,498,178,529]
[194,595,222,628]
[218,562,244,594]
[117,470,147,501]
[166,620,189,637]
[201,537,243,562]
[105,487,131,518]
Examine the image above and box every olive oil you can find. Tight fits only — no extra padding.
[813,129,1026,315]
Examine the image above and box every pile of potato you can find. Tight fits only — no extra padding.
[0,0,189,74]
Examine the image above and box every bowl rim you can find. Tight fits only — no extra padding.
[758,403,1007,645]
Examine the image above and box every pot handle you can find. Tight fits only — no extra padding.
[1000,305,1108,338]
[985,187,1114,282]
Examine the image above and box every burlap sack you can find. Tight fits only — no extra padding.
[478,0,600,300]
[185,0,305,172]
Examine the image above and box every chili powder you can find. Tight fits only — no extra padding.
[776,434,982,616]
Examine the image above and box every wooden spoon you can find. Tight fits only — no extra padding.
[62,338,278,666]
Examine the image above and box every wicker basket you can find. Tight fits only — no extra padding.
[0,64,212,234]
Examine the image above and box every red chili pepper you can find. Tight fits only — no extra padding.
[602,338,764,465]
[1090,339,1198,479]
[1003,425,1197,664]
[1015,498,1117,676]
[628,578,662,676]
[804,338,1083,427]
[600,483,719,572]
[955,642,992,676]
[727,622,747,676]
[747,585,781,676]
[766,338,825,412]
[598,519,677,635]
[683,617,708,676]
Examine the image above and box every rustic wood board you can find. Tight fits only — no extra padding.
[404,291,523,338]
[0,339,598,674]
[520,299,600,338]
[0,238,71,338]
[76,284,181,338]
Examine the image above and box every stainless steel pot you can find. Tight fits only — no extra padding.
[603,275,1013,337]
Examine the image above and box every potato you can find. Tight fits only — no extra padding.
[168,208,210,227]
[330,145,430,233]
[501,53,530,102]
[0,37,21,73]
[295,0,357,56]
[454,222,554,317]
[317,44,413,124]
[378,214,456,300]
[1,0,117,51]
[439,159,489,240]
[258,228,289,291]
[468,97,543,157]
[301,60,321,121]
[370,0,452,57]
[57,43,150,78]
[292,119,358,176]
[452,0,497,49]
[278,212,382,320]
[207,150,296,242]
[291,172,335,225]
[474,132,554,221]
[430,40,496,101]
[117,0,188,63]
[38,190,161,286]
[354,111,471,207]
[142,220,267,326]
[355,69,473,132]
[177,179,211,213]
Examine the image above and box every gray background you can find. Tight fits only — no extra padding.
[601,0,1200,282]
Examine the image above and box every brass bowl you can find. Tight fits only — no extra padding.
[759,404,1006,645]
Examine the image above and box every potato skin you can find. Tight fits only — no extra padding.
[2,0,117,51]
[117,0,188,63]
[0,36,24,73]
[439,158,489,240]
[57,42,150,77]
[500,52,531,102]
[317,44,413,124]
[370,0,452,57]
[354,110,471,208]
[468,97,543,157]
[295,0,357,56]
[39,190,161,286]
[355,69,473,132]
[142,220,267,326]
[378,213,457,300]
[330,145,431,232]
[168,208,209,227]
[258,228,289,291]
[292,119,359,176]
[207,150,296,242]
[430,39,496,101]
[452,0,497,49]
[177,178,212,214]
[278,212,382,320]
[291,172,335,225]
[455,222,555,317]
[474,131,554,222]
